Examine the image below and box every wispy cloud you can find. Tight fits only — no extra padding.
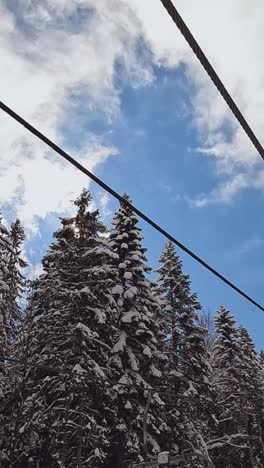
[191,173,251,207]
[98,191,112,219]
[1,0,264,232]
[128,0,264,204]
[0,0,151,231]
[189,168,264,207]
[223,235,264,262]
[27,262,44,281]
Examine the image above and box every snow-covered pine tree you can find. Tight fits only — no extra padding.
[156,241,212,467]
[0,190,117,467]
[259,350,264,368]
[107,194,169,466]
[5,220,27,341]
[0,213,13,374]
[0,217,27,466]
[210,307,249,467]
[237,326,264,466]
[258,350,264,464]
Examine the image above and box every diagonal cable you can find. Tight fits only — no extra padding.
[159,0,264,160]
[0,100,263,312]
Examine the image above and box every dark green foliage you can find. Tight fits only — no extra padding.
[0,191,117,467]
[156,241,213,467]
[107,194,169,464]
[0,193,263,468]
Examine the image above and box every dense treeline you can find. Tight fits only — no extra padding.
[0,189,264,468]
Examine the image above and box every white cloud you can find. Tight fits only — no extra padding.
[223,235,264,262]
[190,168,264,207]
[0,0,152,231]
[27,262,44,281]
[98,191,112,219]
[127,0,264,203]
[191,173,251,207]
[1,0,264,226]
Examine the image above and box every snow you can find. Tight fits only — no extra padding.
[132,265,144,272]
[152,392,165,406]
[32,315,42,323]
[150,365,162,378]
[128,350,139,371]
[113,331,127,353]
[138,321,147,329]
[73,364,86,374]
[116,423,127,430]
[105,250,119,260]
[143,346,152,358]
[183,381,198,397]
[76,322,93,337]
[148,435,160,453]
[0,281,9,292]
[121,243,128,249]
[118,374,132,385]
[131,250,142,256]
[124,290,135,299]
[121,310,139,323]
[131,255,140,261]
[118,262,126,269]
[112,285,123,295]
[19,423,26,434]
[124,400,133,410]
[95,309,106,324]
[93,361,105,378]
[123,271,132,280]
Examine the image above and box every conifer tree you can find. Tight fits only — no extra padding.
[156,241,212,466]
[258,350,264,463]
[107,194,169,465]
[0,190,117,467]
[0,217,27,371]
[2,193,264,468]
[0,217,27,466]
[0,214,13,373]
[237,326,264,466]
[211,307,248,467]
[5,220,27,340]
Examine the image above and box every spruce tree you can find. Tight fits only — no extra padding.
[237,326,264,466]
[0,217,27,371]
[0,214,13,373]
[0,217,27,466]
[258,350,264,464]
[0,190,117,467]
[156,241,212,467]
[5,220,27,340]
[107,195,169,465]
[210,307,248,467]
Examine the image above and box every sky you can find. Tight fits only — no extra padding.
[0,0,263,347]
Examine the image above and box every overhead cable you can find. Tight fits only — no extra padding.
[159,0,264,161]
[0,100,263,312]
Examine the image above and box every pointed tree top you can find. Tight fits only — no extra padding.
[165,240,175,252]
[215,306,236,329]
[121,192,131,203]
[237,325,255,350]
[73,188,92,215]
[10,219,26,243]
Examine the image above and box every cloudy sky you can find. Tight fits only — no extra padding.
[0,0,263,346]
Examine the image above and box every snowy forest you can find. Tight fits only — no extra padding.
[0,189,264,468]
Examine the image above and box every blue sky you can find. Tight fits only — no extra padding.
[92,65,264,348]
[0,0,264,347]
